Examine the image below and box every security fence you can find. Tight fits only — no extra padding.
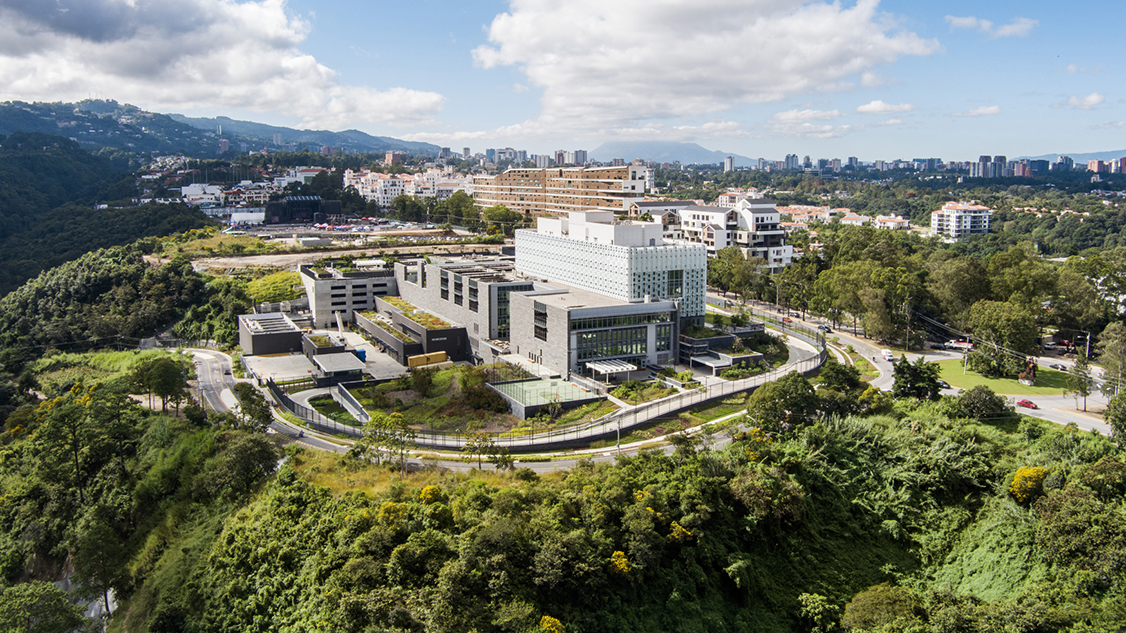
[268,324,827,452]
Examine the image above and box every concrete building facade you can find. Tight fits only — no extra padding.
[299,262,398,329]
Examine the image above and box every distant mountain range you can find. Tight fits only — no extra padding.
[0,100,439,158]
[1018,149,1126,163]
[167,113,440,155]
[590,141,757,166]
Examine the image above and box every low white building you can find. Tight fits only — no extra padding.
[875,214,910,230]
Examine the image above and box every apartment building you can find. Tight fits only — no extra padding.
[931,202,992,239]
[343,169,473,207]
[667,199,793,273]
[472,165,649,216]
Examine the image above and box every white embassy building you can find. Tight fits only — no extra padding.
[514,209,709,325]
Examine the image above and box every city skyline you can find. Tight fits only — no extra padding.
[0,1,1121,160]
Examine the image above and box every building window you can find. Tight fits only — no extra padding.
[534,301,548,341]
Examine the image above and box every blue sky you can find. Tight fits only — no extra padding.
[0,0,1121,161]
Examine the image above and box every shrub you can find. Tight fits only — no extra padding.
[610,550,631,575]
[540,615,566,633]
[1010,466,1050,504]
[840,583,920,631]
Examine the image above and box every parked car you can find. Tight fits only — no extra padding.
[937,380,951,389]
[782,317,793,322]
[1016,399,1038,409]
[818,325,832,332]
[930,343,947,350]
[1049,363,1066,370]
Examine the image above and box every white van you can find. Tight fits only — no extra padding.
[881,349,895,361]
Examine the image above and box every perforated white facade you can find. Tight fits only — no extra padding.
[514,210,707,320]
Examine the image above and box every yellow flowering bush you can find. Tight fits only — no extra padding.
[1010,466,1050,504]
[610,550,632,575]
[670,521,693,542]
[418,485,446,504]
[540,615,566,633]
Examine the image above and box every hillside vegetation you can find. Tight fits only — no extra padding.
[0,132,213,294]
[36,394,1116,632]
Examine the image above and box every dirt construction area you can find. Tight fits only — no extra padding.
[191,242,505,272]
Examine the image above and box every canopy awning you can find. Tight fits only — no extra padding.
[586,360,638,374]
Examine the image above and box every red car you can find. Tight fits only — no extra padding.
[1016,399,1038,409]
[782,317,793,323]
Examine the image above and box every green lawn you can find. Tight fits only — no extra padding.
[936,358,1071,395]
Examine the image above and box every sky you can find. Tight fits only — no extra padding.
[0,0,1122,162]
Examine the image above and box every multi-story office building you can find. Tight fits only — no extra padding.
[931,202,992,240]
[384,209,705,375]
[300,261,398,328]
[472,165,649,216]
[515,210,707,321]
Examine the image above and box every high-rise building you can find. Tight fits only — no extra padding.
[784,154,800,170]
[831,158,842,172]
[273,133,283,146]
[573,150,588,165]
[463,147,471,159]
[611,158,625,167]
[218,139,229,154]
[848,157,859,170]
[724,156,734,172]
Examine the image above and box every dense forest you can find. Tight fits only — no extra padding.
[0,244,250,369]
[0,132,213,294]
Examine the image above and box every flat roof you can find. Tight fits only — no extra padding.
[522,281,677,313]
[240,313,300,334]
[313,353,367,373]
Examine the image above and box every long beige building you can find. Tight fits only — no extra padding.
[472,165,649,216]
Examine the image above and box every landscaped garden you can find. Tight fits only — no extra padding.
[610,379,677,405]
[348,366,518,432]
[308,395,359,425]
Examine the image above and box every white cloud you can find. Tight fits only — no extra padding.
[772,109,843,123]
[0,0,445,129]
[1063,64,1102,75]
[1093,121,1125,130]
[856,99,913,114]
[945,15,1037,38]
[465,0,936,141]
[952,105,1001,117]
[513,83,529,93]
[1068,92,1105,110]
[878,118,903,126]
[768,110,848,138]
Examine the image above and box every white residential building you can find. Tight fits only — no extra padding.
[931,202,992,239]
[343,169,473,207]
[669,199,794,272]
[875,214,910,230]
[839,213,870,227]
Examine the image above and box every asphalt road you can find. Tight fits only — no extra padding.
[190,349,348,454]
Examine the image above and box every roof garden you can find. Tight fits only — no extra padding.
[383,296,416,311]
[681,325,729,340]
[380,296,452,330]
[358,312,416,343]
[307,335,338,348]
[401,311,451,331]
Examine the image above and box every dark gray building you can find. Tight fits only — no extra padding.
[238,313,304,355]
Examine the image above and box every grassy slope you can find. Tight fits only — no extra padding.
[937,358,1070,395]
